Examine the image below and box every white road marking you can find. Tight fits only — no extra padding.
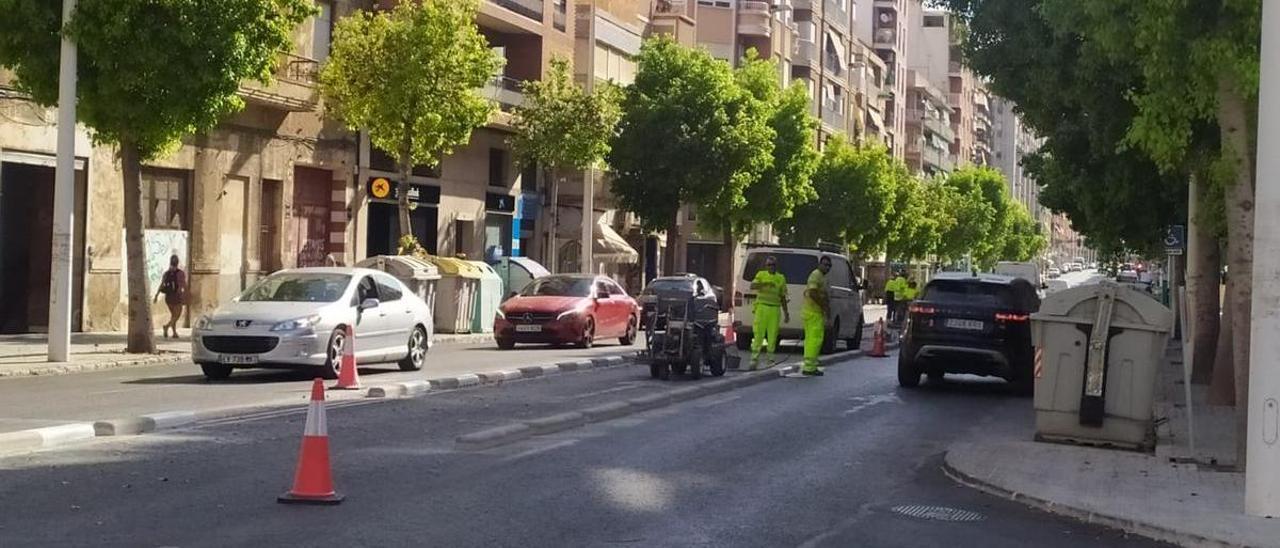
[840,393,903,416]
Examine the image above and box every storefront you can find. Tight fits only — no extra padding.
[365,175,440,256]
[484,192,515,260]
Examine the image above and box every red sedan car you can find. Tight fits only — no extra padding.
[494,274,640,349]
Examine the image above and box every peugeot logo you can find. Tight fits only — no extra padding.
[523,313,533,322]
[234,320,252,328]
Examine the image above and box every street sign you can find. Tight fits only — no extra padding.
[1164,225,1186,255]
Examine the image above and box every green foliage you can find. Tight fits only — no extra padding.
[998,203,1047,263]
[608,37,773,233]
[885,173,950,262]
[511,57,621,172]
[778,137,896,255]
[0,0,315,158]
[319,0,500,169]
[934,167,1000,263]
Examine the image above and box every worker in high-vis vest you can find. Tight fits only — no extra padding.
[801,256,833,376]
[889,271,909,326]
[748,255,789,370]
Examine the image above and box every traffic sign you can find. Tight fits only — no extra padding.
[1165,225,1186,255]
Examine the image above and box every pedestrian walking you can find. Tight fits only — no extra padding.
[154,254,187,339]
[748,255,789,370]
[801,256,832,377]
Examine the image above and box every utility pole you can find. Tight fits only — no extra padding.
[580,4,596,275]
[48,0,78,362]
[1247,0,1280,518]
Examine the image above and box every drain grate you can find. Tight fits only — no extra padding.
[890,505,987,522]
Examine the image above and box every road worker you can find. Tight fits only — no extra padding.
[801,256,833,377]
[749,256,789,370]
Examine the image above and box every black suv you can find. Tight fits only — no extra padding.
[897,273,1041,393]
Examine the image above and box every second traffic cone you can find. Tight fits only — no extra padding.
[278,379,343,505]
[331,324,360,390]
[723,312,736,345]
[868,319,888,358]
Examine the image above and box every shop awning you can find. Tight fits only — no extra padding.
[867,108,884,131]
[593,220,639,264]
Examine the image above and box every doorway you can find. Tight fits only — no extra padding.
[0,160,86,334]
[293,166,332,267]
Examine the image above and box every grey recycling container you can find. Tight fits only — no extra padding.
[1031,280,1173,450]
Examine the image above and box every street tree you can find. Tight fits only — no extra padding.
[320,0,501,242]
[0,0,314,353]
[885,173,950,264]
[998,204,1048,263]
[934,167,999,266]
[609,37,773,275]
[778,137,896,257]
[510,57,622,273]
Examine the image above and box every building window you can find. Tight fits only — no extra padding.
[141,168,190,230]
[696,0,733,7]
[489,148,507,187]
[313,1,334,62]
[924,15,945,28]
[520,162,539,192]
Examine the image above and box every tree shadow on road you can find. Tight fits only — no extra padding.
[121,366,406,386]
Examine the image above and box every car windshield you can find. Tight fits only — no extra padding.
[923,280,1017,308]
[642,279,695,295]
[742,252,816,284]
[239,273,350,303]
[520,276,594,297]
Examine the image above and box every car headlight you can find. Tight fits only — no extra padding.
[270,314,322,332]
[495,309,506,320]
[193,316,212,330]
[557,307,587,320]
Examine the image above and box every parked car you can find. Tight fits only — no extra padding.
[192,267,434,380]
[734,245,864,354]
[1044,279,1071,294]
[897,273,1041,394]
[494,274,639,349]
[638,274,719,330]
[1046,267,1062,279]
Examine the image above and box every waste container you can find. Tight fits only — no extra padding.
[487,256,551,299]
[468,261,502,334]
[1031,280,1173,450]
[423,257,481,334]
[353,255,442,317]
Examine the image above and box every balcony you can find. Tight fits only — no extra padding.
[238,53,320,112]
[484,76,526,112]
[793,39,817,68]
[824,0,849,33]
[949,61,963,74]
[948,92,963,108]
[793,0,816,11]
[820,104,847,132]
[488,0,543,23]
[737,1,772,37]
[874,28,896,47]
[823,53,845,77]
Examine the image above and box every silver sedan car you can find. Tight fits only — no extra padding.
[192,267,434,380]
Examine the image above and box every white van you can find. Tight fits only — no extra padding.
[734,245,865,354]
[994,261,1041,287]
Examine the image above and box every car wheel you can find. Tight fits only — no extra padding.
[688,346,703,380]
[321,327,346,380]
[200,363,232,380]
[897,345,921,388]
[576,318,595,349]
[735,330,752,351]
[620,316,638,346]
[820,320,839,354]
[398,326,428,371]
[846,317,863,351]
[497,338,515,350]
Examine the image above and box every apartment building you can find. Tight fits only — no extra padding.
[991,96,1043,222]
[855,0,911,157]
[0,1,360,333]
[903,69,954,177]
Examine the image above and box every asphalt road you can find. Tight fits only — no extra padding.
[0,347,1167,547]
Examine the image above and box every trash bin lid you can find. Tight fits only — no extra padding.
[466,260,502,280]
[426,256,483,279]
[354,255,441,280]
[1033,280,1173,332]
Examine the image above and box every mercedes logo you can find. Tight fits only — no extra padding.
[523,313,533,322]
[234,320,252,328]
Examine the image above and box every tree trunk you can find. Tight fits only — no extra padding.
[720,225,737,312]
[121,140,156,354]
[1218,78,1256,470]
[1187,173,1221,384]
[663,213,679,276]
[546,168,558,274]
[1209,273,1236,405]
[397,134,414,245]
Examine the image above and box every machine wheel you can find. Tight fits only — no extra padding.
[398,326,428,371]
[658,362,671,380]
[576,318,595,349]
[735,329,752,351]
[688,346,704,379]
[709,353,727,377]
[200,363,232,380]
[620,316,638,346]
[846,317,863,351]
[649,362,664,379]
[820,320,839,355]
[496,338,515,350]
[321,328,346,380]
[897,345,921,388]
[672,363,688,376]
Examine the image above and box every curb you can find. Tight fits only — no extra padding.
[373,354,639,399]
[94,411,199,436]
[0,423,97,455]
[454,345,877,450]
[0,353,188,378]
[941,453,1231,548]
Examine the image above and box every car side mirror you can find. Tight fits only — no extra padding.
[359,298,380,310]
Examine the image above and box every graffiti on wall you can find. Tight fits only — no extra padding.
[144,230,189,292]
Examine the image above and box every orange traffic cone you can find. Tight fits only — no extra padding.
[723,312,736,345]
[868,318,888,358]
[331,324,360,390]
[279,379,343,505]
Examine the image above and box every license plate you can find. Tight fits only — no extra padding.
[515,324,543,333]
[945,319,984,331]
[218,354,259,364]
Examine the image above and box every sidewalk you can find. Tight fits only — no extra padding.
[0,329,499,378]
[945,342,1280,548]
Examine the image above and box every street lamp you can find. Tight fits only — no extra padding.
[47,0,77,362]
